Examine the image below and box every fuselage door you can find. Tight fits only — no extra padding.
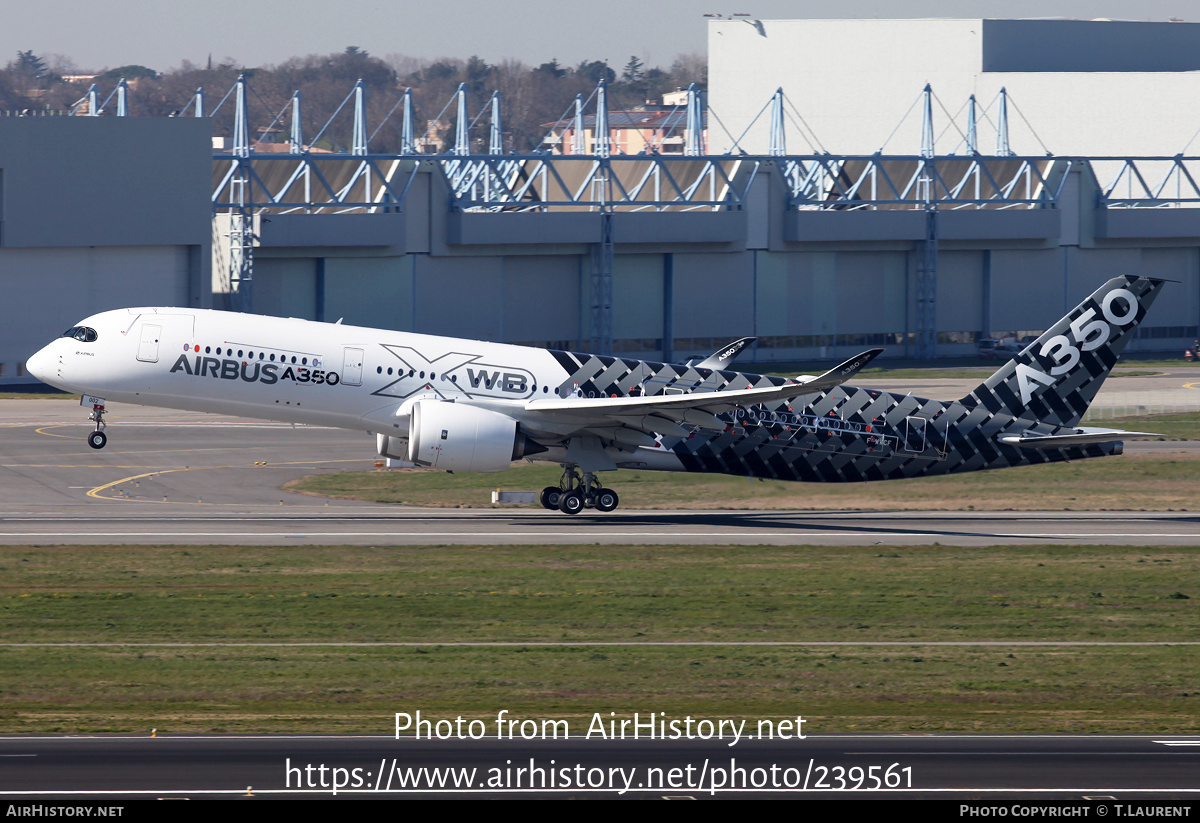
[902,416,927,453]
[342,347,364,386]
[136,324,162,363]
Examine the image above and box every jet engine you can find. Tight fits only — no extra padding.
[406,399,544,472]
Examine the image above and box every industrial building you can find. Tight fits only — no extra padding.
[3,17,1200,386]
[707,17,1200,156]
[0,117,210,384]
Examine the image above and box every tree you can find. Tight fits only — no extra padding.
[7,50,49,96]
[14,51,47,80]
[668,52,708,90]
[621,55,644,85]
[576,60,614,85]
[326,46,394,87]
[465,55,491,98]
[535,58,565,79]
[97,65,157,82]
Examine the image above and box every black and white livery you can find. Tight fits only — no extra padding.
[26,276,1166,514]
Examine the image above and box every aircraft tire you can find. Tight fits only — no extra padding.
[558,490,584,515]
[87,431,107,450]
[539,487,561,510]
[595,488,619,512]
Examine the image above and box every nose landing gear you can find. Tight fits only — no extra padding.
[539,465,620,515]
[85,398,108,449]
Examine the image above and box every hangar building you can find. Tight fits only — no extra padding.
[3,18,1200,386]
[707,17,1200,156]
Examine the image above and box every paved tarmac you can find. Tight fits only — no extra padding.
[2,733,1200,799]
[0,387,1197,547]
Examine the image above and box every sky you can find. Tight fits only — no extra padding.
[6,0,1199,74]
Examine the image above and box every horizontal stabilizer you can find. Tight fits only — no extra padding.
[997,427,1162,449]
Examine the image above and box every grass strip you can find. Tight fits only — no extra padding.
[4,544,1197,644]
[287,418,1200,510]
[2,644,1196,735]
[1,543,1197,734]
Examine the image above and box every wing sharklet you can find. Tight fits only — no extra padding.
[694,337,756,370]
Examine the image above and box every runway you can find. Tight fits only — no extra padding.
[1,397,1198,546]
[4,510,1200,546]
[3,733,1200,799]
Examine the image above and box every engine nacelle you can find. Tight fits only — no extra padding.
[407,400,529,472]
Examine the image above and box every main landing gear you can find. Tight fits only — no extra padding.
[87,404,108,450]
[540,465,620,515]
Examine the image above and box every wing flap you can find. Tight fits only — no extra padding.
[610,415,690,438]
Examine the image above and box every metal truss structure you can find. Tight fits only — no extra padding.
[443,155,758,212]
[1095,157,1200,208]
[212,155,422,215]
[197,76,1200,354]
[782,155,1069,210]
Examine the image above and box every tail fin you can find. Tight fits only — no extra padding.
[961,276,1167,427]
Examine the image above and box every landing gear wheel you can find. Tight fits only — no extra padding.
[558,489,584,515]
[539,487,562,510]
[87,431,107,450]
[594,488,619,512]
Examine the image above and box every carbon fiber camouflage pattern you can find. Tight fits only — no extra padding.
[549,276,1165,483]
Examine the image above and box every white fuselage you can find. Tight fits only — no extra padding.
[30,308,569,433]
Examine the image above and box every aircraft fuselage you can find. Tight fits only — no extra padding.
[28,304,1121,485]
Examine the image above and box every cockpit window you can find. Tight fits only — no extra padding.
[62,326,98,343]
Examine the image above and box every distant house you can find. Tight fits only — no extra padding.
[542,102,706,155]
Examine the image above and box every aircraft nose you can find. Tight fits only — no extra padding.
[25,344,55,384]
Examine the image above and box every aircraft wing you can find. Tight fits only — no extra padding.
[522,348,882,436]
[997,427,1162,449]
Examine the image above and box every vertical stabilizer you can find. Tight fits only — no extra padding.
[961,276,1166,427]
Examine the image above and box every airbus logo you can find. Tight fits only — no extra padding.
[371,345,537,400]
[169,355,341,386]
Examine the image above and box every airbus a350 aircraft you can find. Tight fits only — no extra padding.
[26,275,1165,514]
